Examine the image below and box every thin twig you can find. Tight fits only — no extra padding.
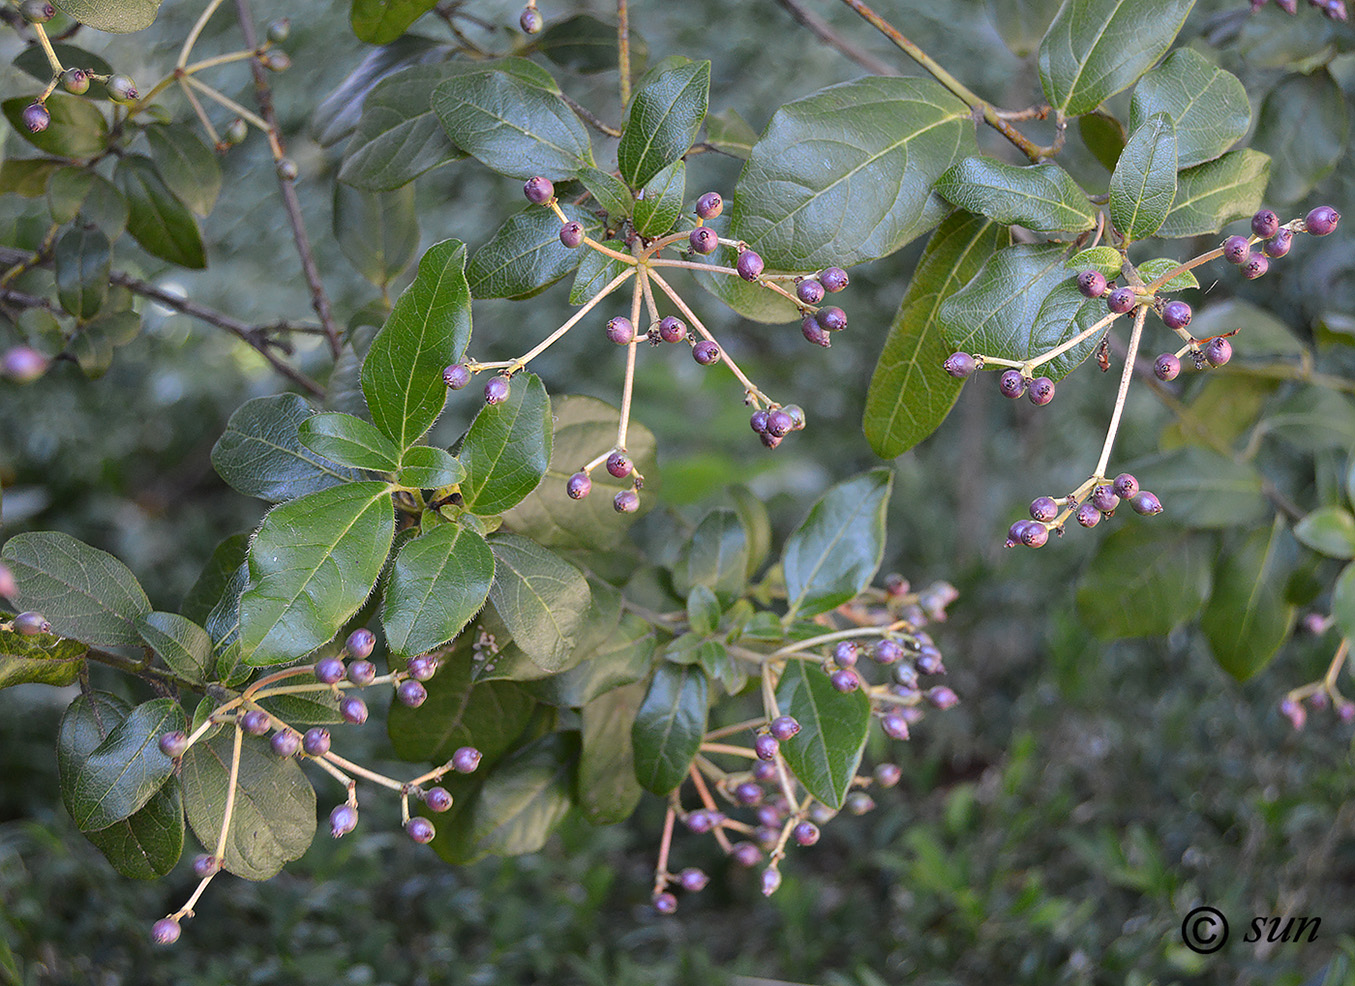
[561,92,621,138]
[617,0,631,108]
[773,0,897,76]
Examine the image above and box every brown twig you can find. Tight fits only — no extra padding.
[617,0,631,108]
[773,0,897,76]
[232,0,341,360]
[560,92,622,138]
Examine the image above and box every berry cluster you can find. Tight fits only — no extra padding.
[148,627,481,945]
[1277,617,1354,731]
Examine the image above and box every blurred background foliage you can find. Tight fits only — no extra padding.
[2,0,1355,982]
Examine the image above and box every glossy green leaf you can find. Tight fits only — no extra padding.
[256,691,343,726]
[146,125,221,217]
[467,204,599,300]
[136,612,212,684]
[1077,527,1212,639]
[0,622,86,690]
[1202,521,1297,682]
[486,533,591,671]
[579,167,634,219]
[350,0,437,42]
[432,69,593,180]
[2,531,150,648]
[698,639,745,696]
[204,561,247,656]
[1121,447,1267,529]
[732,76,975,269]
[935,158,1095,233]
[115,156,205,269]
[1078,111,1127,172]
[459,372,552,516]
[1129,49,1249,169]
[333,183,419,288]
[522,611,657,708]
[397,446,464,489]
[212,394,359,503]
[1294,507,1355,560]
[69,698,183,832]
[475,575,620,684]
[1155,149,1270,238]
[705,107,760,160]
[2,95,108,158]
[865,212,1010,458]
[1109,113,1176,241]
[1037,0,1194,118]
[569,238,632,305]
[298,412,401,472]
[180,728,315,881]
[239,482,396,666]
[451,733,578,861]
[617,57,709,188]
[338,64,465,191]
[632,160,686,238]
[54,225,110,320]
[632,663,708,795]
[383,523,494,657]
[84,781,183,879]
[361,239,472,450]
[673,508,748,604]
[783,469,892,621]
[578,683,646,825]
[775,658,871,810]
[53,0,162,32]
[1252,71,1348,205]
[1333,563,1355,645]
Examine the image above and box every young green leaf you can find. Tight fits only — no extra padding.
[1129,50,1250,169]
[1025,280,1112,381]
[298,412,401,473]
[459,372,552,516]
[68,698,184,832]
[115,156,206,270]
[84,781,184,880]
[382,523,494,657]
[938,243,1069,369]
[632,159,686,238]
[579,167,634,219]
[1155,149,1270,238]
[569,238,632,305]
[485,534,591,671]
[467,204,599,300]
[1134,258,1198,293]
[1077,527,1213,640]
[617,57,710,188]
[1294,507,1355,560]
[338,63,466,191]
[333,183,420,288]
[1201,521,1297,682]
[782,469,893,621]
[397,446,465,489]
[934,158,1095,233]
[776,659,871,810]
[578,683,646,825]
[212,394,359,503]
[146,124,222,217]
[136,612,213,684]
[686,584,722,637]
[54,225,110,320]
[1109,113,1177,242]
[632,663,708,795]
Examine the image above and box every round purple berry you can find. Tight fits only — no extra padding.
[770,715,800,741]
[832,641,859,667]
[653,891,678,914]
[1223,235,1251,265]
[425,787,453,812]
[1021,523,1049,548]
[453,746,482,773]
[830,668,859,693]
[820,267,849,293]
[750,410,770,434]
[695,191,723,220]
[13,611,50,635]
[943,351,976,379]
[315,657,345,684]
[1091,484,1118,512]
[21,102,50,133]
[606,451,632,478]
[752,761,777,783]
[0,564,16,601]
[874,763,903,787]
[734,781,763,806]
[614,489,640,513]
[240,709,271,736]
[1030,496,1058,522]
[679,867,709,892]
[801,316,831,347]
[1263,230,1293,258]
[1077,270,1107,298]
[796,279,825,305]
[270,729,301,757]
[158,731,188,758]
[1251,209,1280,239]
[754,733,779,762]
[1112,473,1138,499]
[766,410,794,438]
[405,816,436,844]
[1242,254,1269,280]
[732,842,762,867]
[193,853,220,878]
[1305,206,1340,236]
[407,655,436,681]
[484,376,510,405]
[566,471,592,499]
[816,306,847,332]
[397,679,427,708]
[1161,300,1192,330]
[345,627,376,660]
[926,686,960,710]
[1075,502,1101,528]
[692,340,720,365]
[302,727,331,756]
[1106,287,1136,314]
[340,696,369,725]
[872,639,903,665]
[606,316,635,345]
[1204,336,1232,367]
[347,658,377,686]
[881,711,910,740]
[151,917,181,946]
[846,792,876,815]
[736,250,764,282]
[998,370,1027,399]
[519,6,543,32]
[1027,376,1055,406]
[1129,490,1163,515]
[1154,353,1180,381]
[330,804,358,838]
[688,227,718,254]
[792,821,820,846]
[657,315,686,343]
[523,176,554,204]
[559,221,585,248]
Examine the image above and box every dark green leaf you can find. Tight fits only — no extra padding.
[1078,111,1127,171]
[298,411,401,472]
[383,523,494,657]
[938,243,1070,371]
[987,0,1064,57]
[257,691,343,726]
[136,612,212,684]
[450,733,578,861]
[486,534,591,671]
[1129,49,1249,168]
[537,14,646,75]
[632,159,686,238]
[361,239,472,450]
[54,225,110,320]
[14,43,114,82]
[1037,0,1194,118]
[865,212,1010,458]
[579,167,634,219]
[204,562,247,659]
[632,663,708,795]
[115,156,205,269]
[84,781,183,879]
[1077,527,1212,639]
[52,0,162,32]
[1252,71,1348,205]
[935,158,1094,233]
[1122,447,1268,528]
[459,372,552,516]
[239,482,396,666]
[775,659,871,810]
[704,107,760,160]
[1155,149,1269,238]
[333,183,419,287]
[2,159,62,197]
[180,728,315,881]
[211,394,359,503]
[1295,507,1355,560]
[1109,113,1176,241]
[522,611,657,707]
[69,309,140,379]
[146,125,221,217]
[1333,563,1355,645]
[732,77,975,269]
[1260,387,1355,452]
[397,446,465,488]
[474,575,619,684]
[697,639,745,696]
[618,57,710,188]
[727,485,771,580]
[0,621,86,689]
[70,698,183,831]
[673,508,747,604]
[48,170,127,239]
[686,585,721,637]
[783,470,892,621]
[1201,521,1297,682]
[58,692,129,824]
[350,0,437,43]
[467,204,599,300]
[578,683,646,824]
[2,95,108,158]
[1025,280,1113,380]
[2,531,150,648]
[338,63,464,190]
[568,238,632,305]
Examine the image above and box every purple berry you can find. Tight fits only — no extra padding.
[21,1,55,22]
[158,731,188,758]
[750,410,770,434]
[678,867,709,892]
[1129,490,1163,515]
[405,816,436,843]
[606,451,632,478]
[1263,230,1293,259]
[1021,523,1049,548]
[732,842,762,867]
[1305,206,1340,236]
[816,306,847,332]
[151,917,181,946]
[692,340,720,365]
[12,611,50,635]
[1006,519,1033,547]
[1154,353,1180,381]
[766,410,794,438]
[1242,254,1269,280]
[523,176,554,204]
[820,267,849,293]
[1077,270,1107,298]
[1107,287,1136,314]
[407,656,436,681]
[688,227,718,254]
[566,471,591,499]
[270,729,301,757]
[755,733,779,762]
[832,641,859,667]
[846,792,876,816]
[21,102,50,133]
[1204,337,1232,367]
[613,489,639,513]
[2,346,48,385]
[926,686,959,710]
[881,711,910,740]
[872,639,903,664]
[875,764,903,788]
[425,786,453,812]
[193,853,220,878]
[1161,300,1192,330]
[1029,496,1058,522]
[397,679,427,708]
[606,316,635,345]
[1091,485,1118,512]
[1027,376,1055,406]
[830,668,859,693]
[695,192,723,220]
[0,563,16,600]
[760,430,782,450]
[1110,473,1136,500]
[302,727,331,756]
[801,316,831,347]
[453,746,482,773]
[315,657,345,684]
[1251,209,1280,239]
[340,696,369,725]
[658,316,686,343]
[484,376,510,405]
[653,891,678,914]
[519,6,543,33]
[943,352,976,378]
[330,803,358,837]
[347,659,377,686]
[346,628,376,660]
[752,762,778,784]
[1075,502,1101,528]
[734,781,763,806]
[770,715,800,741]
[1223,235,1251,265]
[796,279,825,305]
[1280,696,1306,730]
[240,709,270,736]
[736,250,764,282]
[792,821,820,846]
[998,370,1027,399]
[559,221,584,248]
[916,647,945,675]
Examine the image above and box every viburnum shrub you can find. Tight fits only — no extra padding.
[0,0,1352,948]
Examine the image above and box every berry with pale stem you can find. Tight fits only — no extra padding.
[872,639,903,664]
[453,746,482,773]
[943,352,976,378]
[1107,287,1136,314]
[766,410,794,437]
[1204,337,1232,366]
[1027,377,1055,406]
[1161,300,1192,330]
[1091,485,1118,512]
[106,75,138,102]
[1075,502,1101,528]
[1113,473,1138,499]
[614,489,639,513]
[559,221,584,248]
[484,376,510,405]
[315,657,345,684]
[793,821,820,846]
[340,696,369,725]
[62,68,90,95]
[276,159,299,181]
[523,176,554,204]
[193,854,220,878]
[519,6,543,32]
[1223,235,1251,265]
[606,451,632,478]
[1020,522,1049,548]
[330,804,358,837]
[750,410,770,434]
[816,307,847,332]
[346,628,376,660]
[653,892,678,914]
[405,817,436,843]
[678,867,709,892]
[1242,254,1269,280]
[1305,206,1340,236]
[158,731,188,758]
[881,711,910,740]
[1129,491,1163,515]
[1030,496,1058,522]
[21,103,49,134]
[820,267,849,293]
[407,655,436,681]
[1077,270,1107,298]
[302,727,331,756]
[151,918,181,946]
[606,316,634,345]
[270,729,301,757]
[770,715,801,741]
[736,250,764,282]
[13,611,50,635]
[926,686,959,710]
[425,787,453,812]
[689,228,717,254]
[801,317,831,347]
[347,659,376,686]
[833,641,859,667]
[999,370,1026,399]
[692,340,720,365]
[760,432,782,450]
[796,279,825,305]
[830,668,860,693]
[695,192,723,219]
[754,733,779,762]
[1154,353,1180,381]
[874,763,903,787]
[1251,209,1280,239]
[1264,230,1293,258]
[397,680,427,708]
[658,316,686,343]
[566,472,591,499]
[734,781,763,806]
[240,709,271,736]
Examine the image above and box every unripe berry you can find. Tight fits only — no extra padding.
[193,853,220,878]
[881,711,910,740]
[1129,490,1163,515]
[397,679,427,708]
[1251,209,1280,239]
[770,715,800,741]
[453,746,482,773]
[443,363,471,389]
[1091,485,1118,512]
[1076,270,1107,298]
[1106,287,1136,314]
[224,118,248,145]
[606,316,634,345]
[261,51,291,72]
[106,74,138,102]
[1027,376,1055,406]
[750,410,770,434]
[62,68,90,95]
[1154,353,1180,381]
[270,729,301,757]
[519,6,543,32]
[614,489,639,513]
[407,655,436,681]
[240,709,271,736]
[13,611,50,635]
[754,733,779,762]
[736,250,764,282]
[315,657,345,684]
[425,786,453,812]
[695,191,723,219]
[688,227,717,254]
[484,376,510,405]
[1161,300,1192,330]
[793,821,820,846]
[926,686,959,710]
[1305,205,1340,236]
[846,792,876,816]
[266,18,291,42]
[872,638,903,664]
[943,351,976,379]
[276,158,299,181]
[820,267,849,293]
[21,102,50,134]
[523,176,554,205]
[830,668,859,693]
[653,891,678,914]
[801,316,831,347]
[678,867,709,892]
[732,842,762,867]
[151,917,181,946]
[1242,254,1269,280]
[340,695,368,725]
[2,346,48,382]
[1204,336,1232,367]
[159,731,188,758]
[796,279,825,305]
[766,409,793,438]
[1263,230,1293,258]
[329,803,358,837]
[1075,502,1101,528]
[405,816,436,843]
[1222,235,1251,265]
[1030,496,1058,523]
[658,315,686,343]
[998,370,1026,399]
[20,1,54,23]
[302,727,331,756]
[816,306,847,332]
[692,340,720,365]
[832,641,859,667]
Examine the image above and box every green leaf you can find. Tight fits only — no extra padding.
[2,159,62,198]
[1260,387,1355,453]
[1121,447,1268,528]
[1037,0,1194,118]
[579,167,634,219]
[212,394,359,503]
[775,659,871,810]
[136,612,212,684]
[865,212,1010,458]
[1135,257,1198,292]
[2,531,151,648]
[1128,49,1250,169]
[686,585,721,637]
[69,309,140,380]
[522,611,656,708]
[115,156,205,269]
[0,622,86,690]
[987,0,1065,57]
[1333,563,1355,645]
[1294,507,1355,560]
[338,64,465,191]
[486,534,591,671]
[935,158,1095,233]
[578,683,646,825]
[48,169,128,240]
[388,641,534,765]
[361,239,472,450]
[705,107,760,160]
[14,43,113,82]
[84,781,184,880]
[449,733,578,861]
[313,36,447,147]
[632,663,708,795]
[475,575,620,684]
[727,485,771,580]
[1024,280,1113,380]
[1201,521,1297,682]
[58,692,129,821]
[239,482,396,666]
[569,238,632,305]
[146,125,221,217]
[1252,70,1348,204]
[52,0,162,32]
[1155,149,1270,238]
[538,14,647,75]
[1078,111,1127,171]
[298,412,401,472]
[180,729,315,881]
[1183,299,1303,360]
[432,69,593,180]
[397,446,465,489]
[2,95,108,158]
[632,159,686,238]
[1077,527,1212,639]
[617,57,710,188]
[673,509,748,604]
[69,698,184,832]
[783,470,893,621]
[459,372,552,516]
[1109,113,1176,241]
[383,523,494,657]
[1066,246,1126,275]
[333,183,419,288]
[732,77,975,269]
[350,0,437,43]
[467,204,599,300]
[54,224,110,320]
